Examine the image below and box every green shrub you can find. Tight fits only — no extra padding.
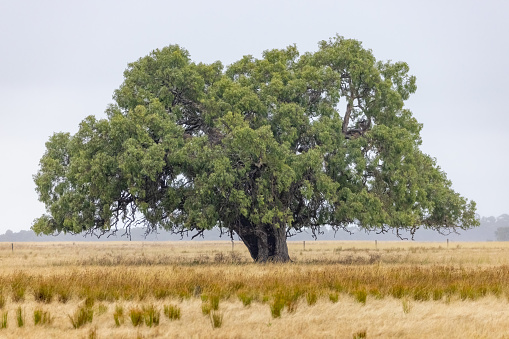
[329,293,339,303]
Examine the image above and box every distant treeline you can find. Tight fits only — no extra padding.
[2,215,508,242]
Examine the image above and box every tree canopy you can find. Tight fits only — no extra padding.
[33,36,478,262]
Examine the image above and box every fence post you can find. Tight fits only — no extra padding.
[11,243,13,252]
[303,241,305,251]
[447,239,449,248]
[375,240,377,250]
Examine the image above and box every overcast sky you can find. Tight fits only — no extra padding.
[0,0,507,233]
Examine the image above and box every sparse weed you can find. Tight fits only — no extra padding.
[0,294,5,309]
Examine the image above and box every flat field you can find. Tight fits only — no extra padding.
[1,240,509,338]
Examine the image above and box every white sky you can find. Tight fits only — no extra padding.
[0,0,508,233]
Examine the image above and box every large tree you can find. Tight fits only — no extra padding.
[33,36,478,262]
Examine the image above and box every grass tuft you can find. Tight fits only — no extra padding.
[402,298,412,314]
[353,329,367,338]
[16,306,24,327]
[306,291,318,306]
[0,311,7,329]
[34,283,54,303]
[129,308,144,327]
[143,305,160,327]
[164,304,181,320]
[270,295,285,318]
[209,310,223,329]
[354,289,367,304]
[34,308,52,325]
[68,305,93,329]
[113,305,124,327]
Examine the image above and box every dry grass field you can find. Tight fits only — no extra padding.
[1,240,509,338]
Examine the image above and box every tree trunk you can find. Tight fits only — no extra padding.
[234,216,291,263]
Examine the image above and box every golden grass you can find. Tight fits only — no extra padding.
[0,240,509,338]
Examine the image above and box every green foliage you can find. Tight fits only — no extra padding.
[33,36,478,261]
